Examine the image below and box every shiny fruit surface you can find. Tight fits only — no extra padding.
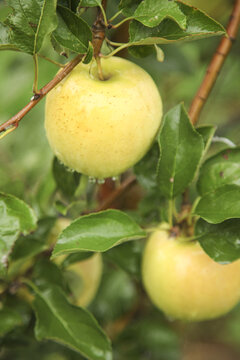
[142,225,240,321]
[45,56,162,179]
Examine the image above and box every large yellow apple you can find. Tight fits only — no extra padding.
[49,218,102,307]
[142,225,240,321]
[45,56,162,179]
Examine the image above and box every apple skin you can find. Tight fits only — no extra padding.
[142,225,240,321]
[45,56,162,179]
[64,253,102,307]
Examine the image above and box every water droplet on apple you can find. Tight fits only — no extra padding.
[89,176,96,184]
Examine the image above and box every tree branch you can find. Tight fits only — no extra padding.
[0,1,109,138]
[96,175,137,212]
[189,0,240,125]
[0,54,83,138]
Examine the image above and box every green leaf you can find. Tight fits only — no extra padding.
[195,218,240,264]
[197,147,240,196]
[119,0,141,17]
[33,258,65,289]
[0,193,37,276]
[52,210,146,257]
[8,235,47,278]
[79,0,101,6]
[0,22,19,51]
[2,0,58,54]
[61,252,93,268]
[51,34,70,57]
[52,157,81,199]
[134,142,159,191]
[104,241,142,278]
[128,44,155,58]
[133,0,186,29]
[83,42,94,64]
[157,104,204,198]
[129,2,225,46]
[194,184,240,224]
[0,306,22,336]
[196,125,216,152]
[30,283,112,360]
[53,5,92,53]
[58,0,79,11]
[9,217,56,269]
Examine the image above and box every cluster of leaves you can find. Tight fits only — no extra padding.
[135,103,240,265]
[1,0,239,360]
[0,0,225,61]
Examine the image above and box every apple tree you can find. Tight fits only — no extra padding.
[0,0,240,359]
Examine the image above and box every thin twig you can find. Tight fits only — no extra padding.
[38,54,65,68]
[32,54,39,94]
[96,175,137,212]
[0,54,83,137]
[189,0,240,125]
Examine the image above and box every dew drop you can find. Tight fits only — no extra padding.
[89,176,96,184]
[67,167,75,173]
[97,178,105,184]
[111,176,119,182]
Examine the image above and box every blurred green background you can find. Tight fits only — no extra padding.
[1,0,240,359]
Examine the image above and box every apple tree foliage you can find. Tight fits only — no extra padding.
[0,0,240,359]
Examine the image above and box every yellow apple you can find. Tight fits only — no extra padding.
[45,56,162,179]
[64,253,102,307]
[142,225,240,321]
[49,218,102,307]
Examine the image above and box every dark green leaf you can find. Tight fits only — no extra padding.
[33,259,65,289]
[194,184,240,224]
[58,0,79,11]
[61,252,93,268]
[8,236,47,278]
[2,0,58,54]
[129,2,225,46]
[128,44,155,58]
[133,0,186,29]
[9,217,56,268]
[157,104,204,198]
[195,218,240,264]
[197,147,240,196]
[134,142,159,191]
[52,157,81,199]
[79,0,101,6]
[0,306,22,336]
[29,283,112,360]
[51,34,70,57]
[119,0,141,17]
[53,5,91,53]
[104,241,142,278]
[52,210,146,257]
[0,193,37,276]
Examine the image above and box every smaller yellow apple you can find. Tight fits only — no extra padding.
[50,218,102,307]
[142,224,240,321]
[64,253,102,307]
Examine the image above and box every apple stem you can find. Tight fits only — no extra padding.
[96,56,105,81]
[92,0,108,58]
